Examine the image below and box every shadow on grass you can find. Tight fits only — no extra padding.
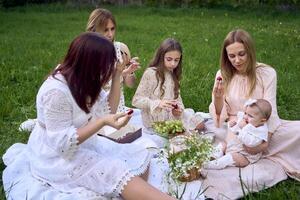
[1,160,6,199]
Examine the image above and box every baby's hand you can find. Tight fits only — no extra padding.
[238,119,247,128]
[229,120,237,127]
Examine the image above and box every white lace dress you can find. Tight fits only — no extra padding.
[132,67,184,128]
[2,74,152,199]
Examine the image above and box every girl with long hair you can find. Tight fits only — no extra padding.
[132,38,184,129]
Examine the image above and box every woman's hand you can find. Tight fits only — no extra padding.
[158,100,177,110]
[122,57,140,76]
[213,76,225,116]
[115,53,130,74]
[77,112,131,144]
[243,141,269,155]
[103,112,131,130]
[213,77,224,99]
[243,132,272,154]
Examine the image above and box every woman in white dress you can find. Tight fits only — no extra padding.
[19,8,141,132]
[2,32,175,200]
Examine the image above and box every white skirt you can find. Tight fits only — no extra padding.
[3,110,207,200]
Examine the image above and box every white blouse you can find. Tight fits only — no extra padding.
[24,74,152,198]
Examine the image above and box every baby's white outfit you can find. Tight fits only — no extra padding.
[227,111,268,163]
[204,111,268,169]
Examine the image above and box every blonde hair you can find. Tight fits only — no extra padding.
[148,38,182,99]
[220,29,257,97]
[119,42,131,60]
[86,8,116,40]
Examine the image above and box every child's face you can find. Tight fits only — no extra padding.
[244,106,265,127]
[164,50,181,71]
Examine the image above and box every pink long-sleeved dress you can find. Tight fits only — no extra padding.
[204,63,300,199]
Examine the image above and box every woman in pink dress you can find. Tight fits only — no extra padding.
[203,29,300,199]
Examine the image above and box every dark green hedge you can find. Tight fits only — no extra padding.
[1,0,299,10]
[143,0,300,8]
[1,0,64,8]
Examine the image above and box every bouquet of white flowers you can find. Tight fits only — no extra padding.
[167,134,213,182]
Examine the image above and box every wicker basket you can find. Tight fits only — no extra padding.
[169,135,203,182]
[168,131,185,139]
[178,167,201,182]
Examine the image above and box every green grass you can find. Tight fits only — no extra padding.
[0,4,299,199]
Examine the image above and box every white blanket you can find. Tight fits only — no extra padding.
[3,111,206,200]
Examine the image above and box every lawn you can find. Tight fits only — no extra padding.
[0,3,299,199]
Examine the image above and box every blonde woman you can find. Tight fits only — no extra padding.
[204,29,300,199]
[19,8,140,131]
[87,8,140,113]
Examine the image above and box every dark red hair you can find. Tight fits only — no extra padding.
[52,32,116,113]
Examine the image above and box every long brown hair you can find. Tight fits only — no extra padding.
[148,38,182,99]
[52,32,116,113]
[220,29,257,97]
[86,8,116,40]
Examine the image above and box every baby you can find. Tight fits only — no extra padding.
[204,98,272,169]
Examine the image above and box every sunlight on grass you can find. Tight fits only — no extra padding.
[0,4,299,200]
